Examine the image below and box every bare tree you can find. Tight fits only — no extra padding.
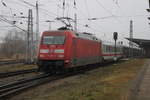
[0,29,26,59]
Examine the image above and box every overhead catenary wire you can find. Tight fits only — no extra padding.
[112,0,120,8]
[73,0,77,31]
[95,0,114,16]
[84,0,91,19]
[73,0,76,9]
[77,21,105,33]
[77,15,150,21]
[3,0,58,30]
[4,0,30,8]
[2,0,111,33]
[94,0,125,26]
[0,0,56,24]
[66,2,70,18]
[0,0,130,44]
[112,0,128,21]
[94,0,131,39]
[0,16,27,32]
[84,0,92,28]
[62,0,65,17]
[17,0,57,18]
[0,0,32,22]
[1,0,146,41]
[19,0,35,7]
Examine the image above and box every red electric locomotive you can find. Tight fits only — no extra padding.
[37,29,103,72]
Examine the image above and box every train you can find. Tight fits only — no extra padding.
[122,46,142,58]
[37,29,142,73]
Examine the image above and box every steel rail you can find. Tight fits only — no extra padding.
[0,63,108,99]
[0,73,51,99]
[0,60,25,66]
[0,68,38,78]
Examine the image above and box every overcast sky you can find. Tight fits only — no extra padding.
[0,0,149,45]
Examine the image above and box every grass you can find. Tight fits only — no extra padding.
[10,58,147,100]
[38,59,146,100]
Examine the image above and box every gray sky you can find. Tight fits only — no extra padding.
[0,0,149,45]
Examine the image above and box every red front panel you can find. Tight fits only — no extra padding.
[38,31,76,68]
[39,45,65,60]
[38,31,67,60]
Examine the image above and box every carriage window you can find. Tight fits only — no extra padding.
[43,36,65,44]
[106,46,109,52]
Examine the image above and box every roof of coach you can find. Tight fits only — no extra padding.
[43,29,101,42]
[74,32,101,42]
[102,41,122,47]
[122,45,141,50]
[42,30,74,36]
[43,30,70,33]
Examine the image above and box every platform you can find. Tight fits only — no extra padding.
[127,59,150,100]
[136,59,150,100]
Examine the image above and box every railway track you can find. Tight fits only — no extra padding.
[0,60,25,66]
[0,67,89,100]
[0,73,51,99]
[0,68,38,78]
[0,62,112,100]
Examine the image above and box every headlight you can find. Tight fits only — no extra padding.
[40,49,49,53]
[39,54,45,57]
[54,49,64,53]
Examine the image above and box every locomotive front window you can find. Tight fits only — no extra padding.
[43,36,65,44]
